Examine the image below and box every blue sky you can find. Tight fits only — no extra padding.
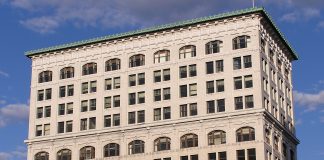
[0,0,324,159]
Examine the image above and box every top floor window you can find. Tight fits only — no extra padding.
[154,50,170,63]
[206,40,222,54]
[38,71,52,83]
[179,45,196,59]
[233,35,250,50]
[82,62,97,75]
[60,67,74,79]
[129,54,145,67]
[106,58,121,71]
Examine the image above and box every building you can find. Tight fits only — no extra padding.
[25,7,299,160]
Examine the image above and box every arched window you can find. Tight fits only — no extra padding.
[128,140,145,155]
[57,149,72,160]
[180,133,198,148]
[233,35,250,50]
[129,54,145,67]
[103,143,119,157]
[106,58,121,71]
[154,50,170,63]
[38,71,52,83]
[208,130,226,145]
[60,67,74,79]
[154,137,171,151]
[206,40,223,54]
[34,151,49,160]
[80,146,95,160]
[179,45,196,59]
[236,127,255,142]
[82,63,97,75]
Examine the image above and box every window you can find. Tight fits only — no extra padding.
[113,114,120,126]
[265,129,270,144]
[216,60,224,72]
[60,67,74,79]
[237,150,245,160]
[104,143,120,157]
[45,106,51,117]
[138,73,145,85]
[207,100,215,114]
[104,115,112,127]
[154,89,161,101]
[129,140,145,154]
[208,153,216,160]
[206,40,222,54]
[154,70,161,82]
[104,97,112,109]
[138,91,145,104]
[243,55,252,68]
[80,146,95,160]
[206,81,215,94]
[58,122,64,133]
[233,57,242,70]
[163,88,171,100]
[137,110,145,123]
[128,112,136,124]
[236,127,255,142]
[37,90,44,101]
[67,85,74,96]
[89,117,96,129]
[113,95,120,107]
[66,121,73,132]
[90,81,97,93]
[129,54,145,67]
[44,124,50,136]
[163,107,171,119]
[189,64,197,77]
[82,82,88,94]
[106,58,121,71]
[154,50,170,63]
[113,77,120,89]
[57,149,71,160]
[59,86,66,97]
[206,61,214,74]
[36,125,42,136]
[208,130,226,145]
[233,35,250,49]
[219,152,227,160]
[82,62,97,75]
[235,97,243,110]
[58,104,65,115]
[247,148,256,160]
[189,103,198,116]
[180,66,187,78]
[154,137,171,151]
[180,133,198,148]
[245,95,254,108]
[163,69,171,81]
[89,99,96,111]
[80,119,87,131]
[189,83,197,96]
[105,78,112,90]
[290,150,295,160]
[234,77,242,90]
[38,71,52,83]
[191,155,198,160]
[129,93,136,105]
[217,99,225,112]
[274,136,279,150]
[282,143,287,157]
[37,107,43,118]
[244,75,253,88]
[216,79,224,92]
[179,45,196,59]
[35,152,49,160]
[154,108,161,121]
[180,85,187,97]
[129,74,136,86]
[81,100,88,112]
[180,104,188,117]
[129,73,144,86]
[45,89,52,100]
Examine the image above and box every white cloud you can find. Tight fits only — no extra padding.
[0,100,6,105]
[20,16,59,34]
[0,146,27,160]
[0,103,29,127]
[280,8,320,23]
[0,70,9,78]
[294,90,324,111]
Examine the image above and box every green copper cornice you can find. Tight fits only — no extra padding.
[25,7,298,60]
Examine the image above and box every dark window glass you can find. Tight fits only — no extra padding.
[207,100,215,114]
[180,85,187,97]
[233,57,242,70]
[206,61,214,74]
[235,97,243,110]
[128,112,136,124]
[237,150,245,160]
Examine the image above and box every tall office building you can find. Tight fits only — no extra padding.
[25,7,299,160]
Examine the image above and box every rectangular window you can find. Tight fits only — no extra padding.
[189,83,197,96]
[216,60,224,72]
[233,57,242,70]
[128,112,136,124]
[163,69,171,81]
[104,96,111,109]
[180,66,187,78]
[105,78,112,90]
[129,93,136,105]
[58,104,65,115]
[237,150,245,160]
[234,77,243,90]
[129,74,136,86]
[37,90,44,101]
[137,110,145,123]
[219,152,227,160]
[138,73,145,85]
[247,148,256,160]
[59,86,66,97]
[244,75,253,88]
[208,153,216,160]
[44,106,51,117]
[66,103,72,114]
[104,115,111,127]
[206,81,214,94]
[154,89,161,101]
[81,100,88,112]
[113,114,120,126]
[45,89,52,100]
[180,156,188,160]
[207,100,215,114]
[113,77,120,89]
[66,121,73,132]
[206,61,214,74]
[191,155,198,160]
[180,85,187,97]
[67,85,74,96]
[89,99,96,111]
[163,87,171,100]
[189,64,197,77]
[82,82,88,94]
[245,95,254,108]
[80,118,87,131]
[90,81,97,93]
[113,95,120,107]
[180,104,187,117]
[163,107,171,119]
[36,107,43,118]
[235,97,243,110]
[58,122,64,133]
[154,108,161,121]
[217,99,225,112]
[89,117,96,129]
[243,55,252,68]
[44,124,50,136]
[216,79,224,92]
[36,125,42,136]
[189,103,198,116]
[154,70,161,82]
[138,91,145,104]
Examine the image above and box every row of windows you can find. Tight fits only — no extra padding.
[34,126,255,160]
[38,35,251,83]
[36,95,254,121]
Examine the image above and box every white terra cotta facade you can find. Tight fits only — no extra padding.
[25,8,299,160]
